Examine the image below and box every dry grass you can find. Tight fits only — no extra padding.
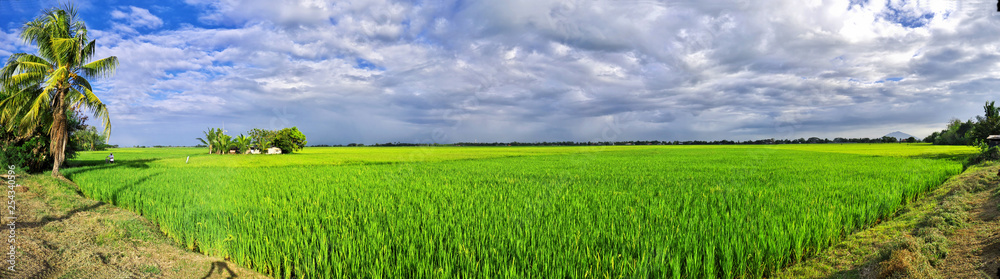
[777,161,1000,279]
[0,173,268,279]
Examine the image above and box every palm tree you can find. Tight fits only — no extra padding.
[0,6,117,177]
[235,134,252,154]
[196,128,220,154]
[216,133,232,154]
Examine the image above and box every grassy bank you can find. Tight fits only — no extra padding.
[0,172,266,279]
[776,161,1000,278]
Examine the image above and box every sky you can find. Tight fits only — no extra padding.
[2,0,1000,146]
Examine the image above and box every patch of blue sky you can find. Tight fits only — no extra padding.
[355,58,385,71]
[881,3,934,28]
[848,0,869,11]
[148,91,175,101]
[872,77,904,84]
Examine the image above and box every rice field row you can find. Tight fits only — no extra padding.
[63,144,975,278]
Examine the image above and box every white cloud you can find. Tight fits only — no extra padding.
[111,6,164,30]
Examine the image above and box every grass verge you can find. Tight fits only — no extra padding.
[776,161,1000,278]
[0,172,267,279]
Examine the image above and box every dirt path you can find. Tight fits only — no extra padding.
[0,174,269,279]
[937,185,1000,278]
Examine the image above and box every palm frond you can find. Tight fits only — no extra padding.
[82,56,117,78]
[79,39,95,65]
[68,85,110,139]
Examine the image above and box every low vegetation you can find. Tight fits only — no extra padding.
[0,171,267,278]
[775,161,1000,278]
[197,127,306,154]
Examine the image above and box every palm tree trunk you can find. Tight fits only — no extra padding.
[50,90,68,177]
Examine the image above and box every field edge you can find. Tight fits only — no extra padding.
[775,161,1000,278]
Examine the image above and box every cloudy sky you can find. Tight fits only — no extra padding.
[2,0,999,146]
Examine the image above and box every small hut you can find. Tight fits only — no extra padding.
[988,135,1000,148]
[267,147,282,154]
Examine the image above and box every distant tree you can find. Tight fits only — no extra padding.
[234,134,251,154]
[934,119,975,145]
[72,126,106,151]
[248,128,278,149]
[905,136,917,143]
[196,128,221,154]
[217,133,233,154]
[924,131,939,143]
[971,101,1000,145]
[272,127,307,154]
[0,6,117,177]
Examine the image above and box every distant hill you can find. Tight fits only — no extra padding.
[884,131,917,140]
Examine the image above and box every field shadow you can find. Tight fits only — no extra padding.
[21,201,106,229]
[201,261,238,279]
[62,159,156,180]
[817,269,859,279]
[107,172,160,205]
[905,153,973,162]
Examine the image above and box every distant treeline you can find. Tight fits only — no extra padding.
[451,137,917,146]
[926,101,1000,146]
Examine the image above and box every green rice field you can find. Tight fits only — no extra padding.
[62,144,977,278]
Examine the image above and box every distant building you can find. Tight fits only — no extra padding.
[988,135,1000,148]
[267,147,282,154]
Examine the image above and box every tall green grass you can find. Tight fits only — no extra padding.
[63,145,974,278]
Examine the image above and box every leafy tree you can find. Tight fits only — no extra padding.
[272,127,307,154]
[0,6,117,177]
[72,125,106,151]
[924,131,939,143]
[905,136,917,143]
[934,119,975,145]
[248,128,278,150]
[971,101,1000,144]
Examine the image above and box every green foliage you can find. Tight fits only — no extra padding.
[971,101,1000,144]
[928,101,1000,146]
[196,128,231,154]
[72,126,107,151]
[924,131,939,143]
[0,5,117,175]
[248,128,278,149]
[933,119,974,145]
[0,135,50,172]
[217,133,233,154]
[62,144,974,278]
[967,146,1000,166]
[272,127,306,154]
[234,134,252,154]
[1,109,87,172]
[199,127,304,154]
